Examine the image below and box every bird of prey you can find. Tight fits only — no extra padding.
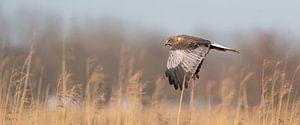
[165,35,239,90]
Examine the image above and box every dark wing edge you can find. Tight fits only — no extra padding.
[165,46,208,90]
[165,65,191,90]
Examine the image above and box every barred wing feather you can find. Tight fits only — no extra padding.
[165,46,208,90]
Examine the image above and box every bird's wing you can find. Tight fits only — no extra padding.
[165,45,209,90]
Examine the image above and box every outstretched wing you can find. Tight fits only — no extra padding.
[165,44,209,90]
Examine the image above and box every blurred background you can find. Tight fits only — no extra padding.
[0,0,299,105]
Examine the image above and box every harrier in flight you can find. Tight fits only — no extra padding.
[165,35,239,90]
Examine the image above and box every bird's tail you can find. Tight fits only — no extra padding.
[210,43,240,53]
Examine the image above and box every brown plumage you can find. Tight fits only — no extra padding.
[165,35,239,90]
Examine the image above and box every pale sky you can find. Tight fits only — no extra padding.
[1,0,300,36]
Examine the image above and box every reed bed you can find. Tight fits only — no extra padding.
[0,39,299,125]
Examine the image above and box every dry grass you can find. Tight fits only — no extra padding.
[0,34,300,125]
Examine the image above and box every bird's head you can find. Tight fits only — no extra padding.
[165,35,183,46]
